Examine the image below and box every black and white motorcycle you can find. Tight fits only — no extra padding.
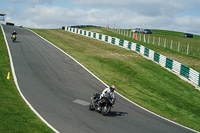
[89,93,116,116]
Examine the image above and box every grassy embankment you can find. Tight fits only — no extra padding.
[83,27,200,72]
[31,28,200,132]
[0,27,54,133]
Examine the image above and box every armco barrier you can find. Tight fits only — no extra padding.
[65,26,200,88]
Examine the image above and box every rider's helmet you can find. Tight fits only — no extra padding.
[110,85,115,92]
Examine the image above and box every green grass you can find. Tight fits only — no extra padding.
[31,28,200,132]
[149,30,200,57]
[0,27,54,133]
[151,29,200,38]
[82,27,200,72]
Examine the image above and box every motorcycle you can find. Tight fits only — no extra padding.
[11,34,17,42]
[89,93,116,116]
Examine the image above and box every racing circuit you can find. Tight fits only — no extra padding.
[2,25,197,133]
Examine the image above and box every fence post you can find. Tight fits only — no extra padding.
[153,36,155,44]
[178,42,180,52]
[187,44,189,55]
[148,36,150,43]
[164,38,166,47]
[170,40,173,49]
[144,34,146,42]
[158,37,160,46]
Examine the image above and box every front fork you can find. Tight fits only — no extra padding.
[91,97,94,105]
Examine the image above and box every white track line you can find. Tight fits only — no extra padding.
[4,25,197,133]
[1,25,59,133]
[29,28,199,133]
[63,29,200,133]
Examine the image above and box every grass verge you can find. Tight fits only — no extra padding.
[83,27,200,72]
[31,28,200,132]
[0,27,54,133]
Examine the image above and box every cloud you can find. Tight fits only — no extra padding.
[31,0,53,4]
[175,16,200,33]
[72,0,188,16]
[2,0,200,35]
[6,4,197,35]
[19,5,94,28]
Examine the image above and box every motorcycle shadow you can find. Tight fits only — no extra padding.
[13,41,22,43]
[106,111,128,117]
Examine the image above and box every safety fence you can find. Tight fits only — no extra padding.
[65,26,200,87]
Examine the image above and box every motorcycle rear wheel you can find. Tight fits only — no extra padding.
[12,38,16,42]
[101,105,111,116]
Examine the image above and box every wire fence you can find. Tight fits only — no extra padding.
[106,28,200,57]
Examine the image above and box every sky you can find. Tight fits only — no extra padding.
[0,0,200,35]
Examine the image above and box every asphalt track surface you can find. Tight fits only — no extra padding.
[2,25,197,133]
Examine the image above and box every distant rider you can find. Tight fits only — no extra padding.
[11,31,17,35]
[97,85,115,110]
[11,31,17,37]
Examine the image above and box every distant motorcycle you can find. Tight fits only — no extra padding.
[89,93,116,116]
[11,34,17,42]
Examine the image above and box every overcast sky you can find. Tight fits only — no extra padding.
[1,0,200,34]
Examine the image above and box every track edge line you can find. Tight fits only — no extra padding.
[28,28,199,133]
[1,25,59,133]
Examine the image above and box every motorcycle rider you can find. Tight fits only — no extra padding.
[11,31,17,40]
[11,31,17,36]
[96,85,115,110]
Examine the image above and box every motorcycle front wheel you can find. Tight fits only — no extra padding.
[89,101,95,111]
[101,105,111,116]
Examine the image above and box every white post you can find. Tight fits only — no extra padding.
[164,38,166,47]
[153,36,155,44]
[178,42,180,52]
[170,40,173,49]
[187,44,189,55]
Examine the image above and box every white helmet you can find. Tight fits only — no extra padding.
[110,85,115,92]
